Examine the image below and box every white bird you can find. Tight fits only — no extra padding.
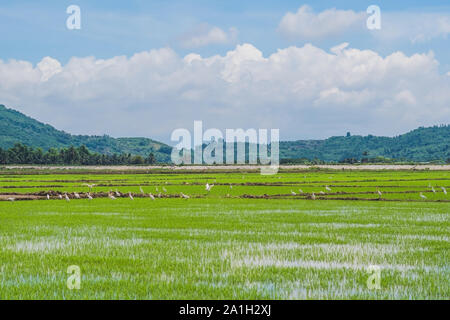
[115,189,121,197]
[377,189,382,197]
[163,187,167,193]
[74,192,80,199]
[58,194,63,200]
[229,184,233,189]
[108,193,116,200]
[420,192,427,199]
[82,183,96,191]
[205,183,213,192]
[64,194,70,202]
[441,186,447,195]
[298,189,303,193]
[311,193,316,200]
[7,197,15,202]
[140,186,144,194]
[325,186,331,192]
[431,186,436,193]
[319,191,325,195]
[158,192,161,198]
[149,193,155,200]
[128,192,134,200]
[156,187,159,192]
[180,192,190,199]
[291,190,296,196]
[87,193,93,200]
[47,194,50,200]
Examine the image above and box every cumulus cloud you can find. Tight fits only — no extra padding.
[0,43,449,142]
[278,5,365,39]
[179,24,238,48]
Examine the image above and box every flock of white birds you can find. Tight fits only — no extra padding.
[4,182,447,202]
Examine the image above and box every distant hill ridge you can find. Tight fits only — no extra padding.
[280,125,450,162]
[0,104,449,163]
[0,104,172,162]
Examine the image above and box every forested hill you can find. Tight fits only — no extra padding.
[0,104,172,162]
[280,125,450,162]
[1,104,449,163]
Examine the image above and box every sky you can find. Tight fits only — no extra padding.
[1,0,450,143]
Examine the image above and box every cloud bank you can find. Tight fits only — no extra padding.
[0,43,449,142]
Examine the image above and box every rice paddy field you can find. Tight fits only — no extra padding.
[0,167,448,299]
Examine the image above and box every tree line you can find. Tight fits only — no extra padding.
[0,143,157,165]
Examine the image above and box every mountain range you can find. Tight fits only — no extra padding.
[0,104,449,163]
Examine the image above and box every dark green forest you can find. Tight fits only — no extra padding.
[0,143,156,165]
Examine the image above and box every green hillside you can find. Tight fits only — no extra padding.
[280,126,450,162]
[0,104,172,162]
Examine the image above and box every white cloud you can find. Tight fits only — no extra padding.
[179,24,238,48]
[374,12,450,43]
[278,6,450,44]
[0,43,449,142]
[278,5,365,39]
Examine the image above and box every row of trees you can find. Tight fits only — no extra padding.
[0,144,156,165]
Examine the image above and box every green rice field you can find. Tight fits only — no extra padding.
[0,167,448,299]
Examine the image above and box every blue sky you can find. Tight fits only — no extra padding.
[0,1,449,141]
[2,0,449,68]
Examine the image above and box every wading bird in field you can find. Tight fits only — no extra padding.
[311,193,316,200]
[158,192,162,198]
[64,194,70,202]
[82,183,96,191]
[74,192,80,199]
[115,189,121,197]
[108,193,116,200]
[7,197,15,202]
[298,189,303,193]
[47,194,50,200]
[442,186,447,195]
[87,193,93,200]
[180,192,189,199]
[229,184,233,189]
[325,186,331,192]
[319,191,325,195]
[163,187,167,193]
[128,192,134,200]
[205,183,213,192]
[156,187,159,192]
[377,188,382,197]
[431,186,436,193]
[58,194,63,200]
[291,190,296,196]
[140,186,144,194]
[149,193,155,200]
[420,192,427,199]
